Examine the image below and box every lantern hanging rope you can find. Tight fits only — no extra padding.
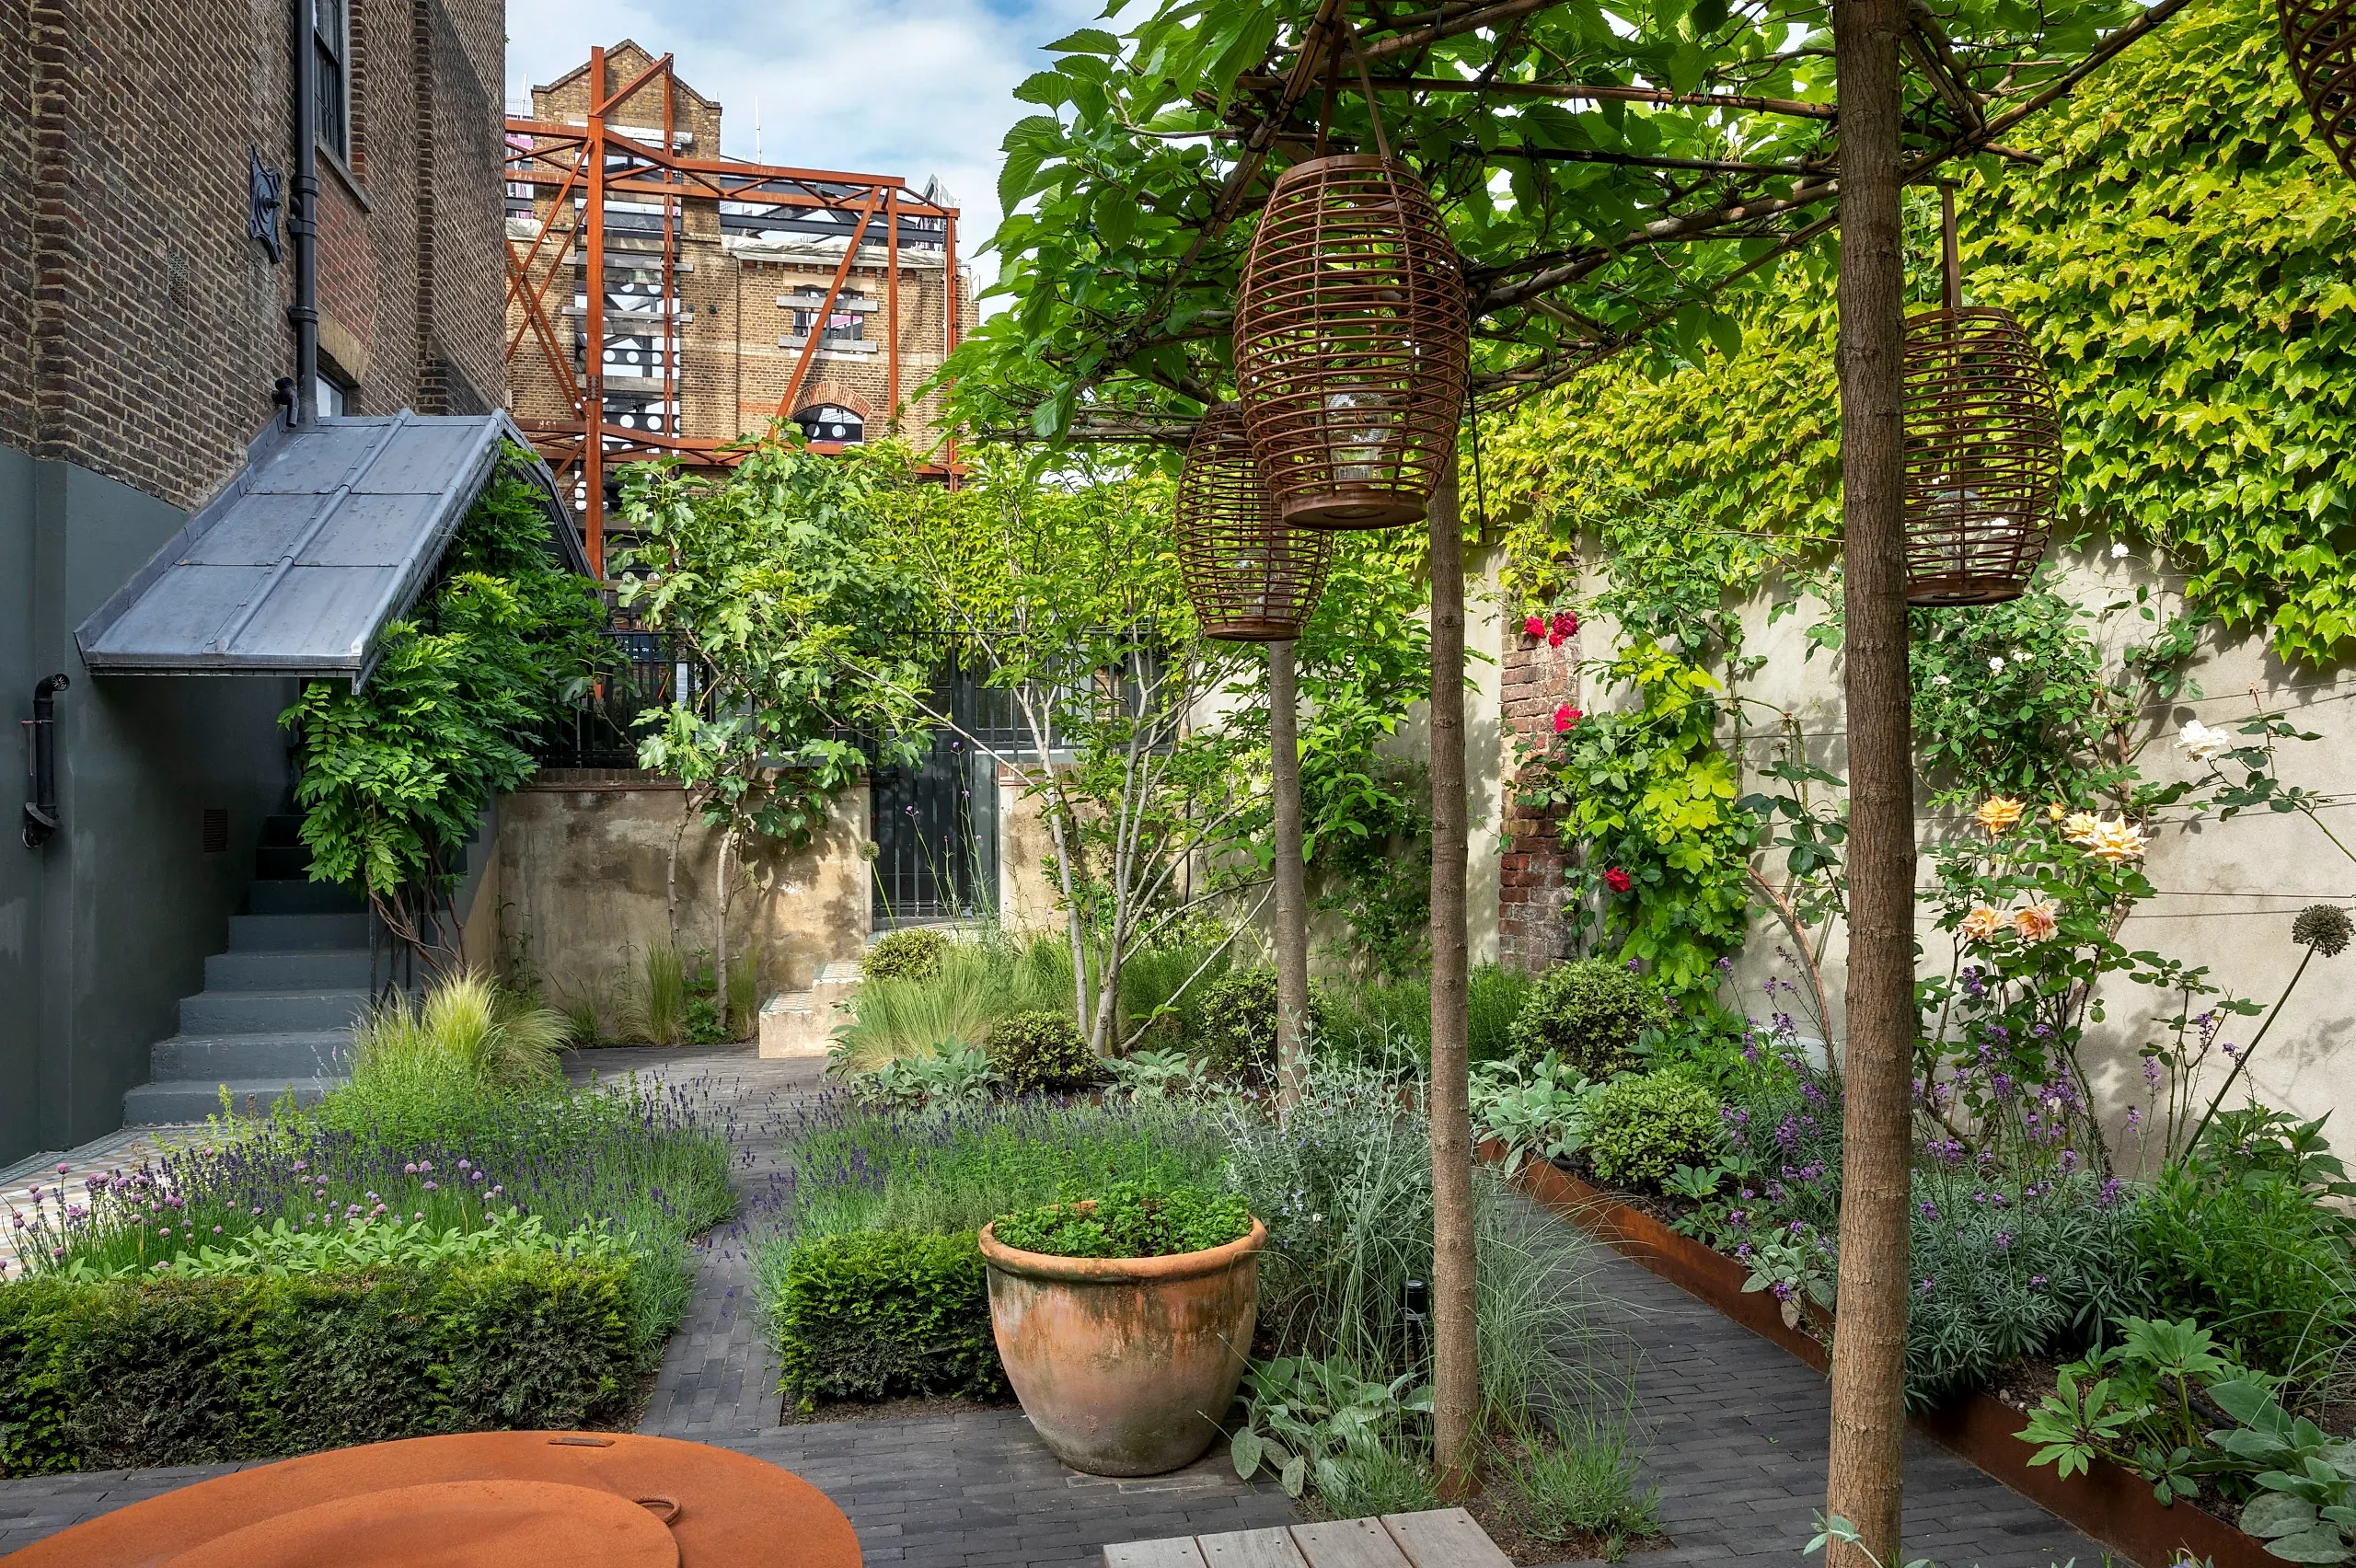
[1178,404,1334,641]
[2282,0,2356,179]
[1233,44,1470,532]
[1901,188,2062,606]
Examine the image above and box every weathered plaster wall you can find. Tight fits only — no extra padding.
[1565,532,2356,1163]
[494,772,869,1026]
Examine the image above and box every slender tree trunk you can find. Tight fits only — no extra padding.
[1825,1,1918,1562]
[1270,640,1311,1107]
[1427,460,1479,1491]
[713,826,732,1032]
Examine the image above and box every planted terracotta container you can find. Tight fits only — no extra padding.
[978,1212,1265,1476]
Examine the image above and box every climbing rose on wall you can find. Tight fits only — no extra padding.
[1959,906,2003,943]
[1604,868,1633,894]
[1553,705,1583,733]
[1524,615,1546,639]
[1975,796,2026,836]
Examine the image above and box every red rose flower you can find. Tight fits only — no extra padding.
[1553,704,1582,733]
[1523,615,1545,639]
[1604,868,1634,894]
[1547,630,1565,648]
[1553,610,1579,637]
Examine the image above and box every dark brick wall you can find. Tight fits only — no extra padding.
[4,0,507,510]
[1499,624,1580,973]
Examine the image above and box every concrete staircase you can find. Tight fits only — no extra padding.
[758,959,863,1059]
[122,814,375,1124]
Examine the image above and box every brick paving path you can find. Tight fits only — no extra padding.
[0,1045,2110,1566]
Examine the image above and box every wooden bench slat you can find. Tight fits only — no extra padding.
[1196,1525,1311,1568]
[1290,1516,1415,1568]
[1378,1508,1514,1568]
[1105,1539,1211,1568]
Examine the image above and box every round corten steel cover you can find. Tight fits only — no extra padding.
[6,1431,860,1568]
[165,1481,679,1568]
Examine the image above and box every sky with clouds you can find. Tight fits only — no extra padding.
[502,0,1099,300]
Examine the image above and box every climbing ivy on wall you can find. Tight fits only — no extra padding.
[1486,0,2356,666]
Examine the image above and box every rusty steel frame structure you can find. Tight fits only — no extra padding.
[502,47,962,574]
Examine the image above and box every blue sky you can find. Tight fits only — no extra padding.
[502,0,1102,294]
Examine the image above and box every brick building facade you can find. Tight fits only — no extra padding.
[506,44,976,498]
[0,0,512,1163]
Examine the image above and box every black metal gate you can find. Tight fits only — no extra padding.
[871,659,1021,926]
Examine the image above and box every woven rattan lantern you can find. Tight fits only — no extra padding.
[1178,404,1334,640]
[2282,0,2356,179]
[1233,155,1470,531]
[1902,190,2062,605]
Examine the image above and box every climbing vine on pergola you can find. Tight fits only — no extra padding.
[946,0,2191,442]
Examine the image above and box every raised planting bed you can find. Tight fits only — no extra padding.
[1489,1146,2278,1568]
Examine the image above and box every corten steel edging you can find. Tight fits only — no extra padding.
[1483,1144,2276,1568]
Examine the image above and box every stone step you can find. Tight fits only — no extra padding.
[180,986,374,1035]
[246,879,366,917]
[228,912,371,951]
[758,991,835,1060]
[204,947,374,992]
[150,1031,357,1081]
[256,843,315,880]
[123,1077,341,1125]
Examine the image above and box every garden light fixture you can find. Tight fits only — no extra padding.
[1902,189,2063,605]
[1175,404,1333,640]
[2282,0,2356,179]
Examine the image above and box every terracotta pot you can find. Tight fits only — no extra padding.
[978,1213,1265,1476]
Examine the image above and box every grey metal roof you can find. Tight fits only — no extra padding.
[76,411,586,686]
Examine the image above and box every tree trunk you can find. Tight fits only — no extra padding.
[713,826,732,1032]
[1825,0,1918,1562]
[1270,640,1311,1108]
[1426,460,1479,1492]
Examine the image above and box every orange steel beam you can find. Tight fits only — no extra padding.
[503,243,583,413]
[596,50,676,119]
[774,188,882,421]
[501,142,587,376]
[943,209,960,487]
[583,44,608,577]
[502,122,951,203]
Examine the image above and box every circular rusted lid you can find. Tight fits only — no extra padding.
[165,1481,678,1568]
[10,1432,860,1568]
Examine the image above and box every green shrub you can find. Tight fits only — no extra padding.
[2132,1162,2353,1378]
[992,1182,1252,1259]
[987,1009,1100,1093]
[349,971,570,1095]
[1508,960,1669,1078]
[865,927,953,983]
[1585,1067,1724,1192]
[775,1230,1002,1412]
[0,1252,635,1475]
[1196,967,1329,1081]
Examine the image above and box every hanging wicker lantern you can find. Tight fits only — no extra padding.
[2282,0,2356,179]
[1178,404,1333,640]
[1902,191,2062,605]
[1233,155,1470,531]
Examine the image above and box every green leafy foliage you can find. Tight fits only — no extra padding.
[2131,1160,2354,1379]
[1469,1055,1601,1176]
[1193,967,1331,1083]
[985,1009,1101,1094]
[865,928,952,982]
[991,1181,1251,1260]
[848,1045,999,1111]
[2208,1378,2356,1563]
[772,1230,1003,1413]
[0,1252,635,1474]
[1514,644,1757,998]
[1904,1167,2148,1411]
[1229,1355,1433,1506]
[2017,1315,2267,1505]
[1508,959,1669,1078]
[284,459,604,922]
[1585,1066,1727,1193]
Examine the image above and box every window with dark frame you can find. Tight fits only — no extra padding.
[315,0,350,164]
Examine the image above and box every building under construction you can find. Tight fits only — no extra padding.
[502,42,976,572]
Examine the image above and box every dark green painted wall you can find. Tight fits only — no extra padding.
[1,447,294,1164]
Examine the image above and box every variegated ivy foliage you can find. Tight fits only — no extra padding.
[949,0,2154,442]
[1487,0,2356,668]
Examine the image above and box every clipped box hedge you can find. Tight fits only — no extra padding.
[778,1230,1004,1412]
[0,1251,635,1475]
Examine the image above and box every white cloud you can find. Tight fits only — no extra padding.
[502,0,1098,299]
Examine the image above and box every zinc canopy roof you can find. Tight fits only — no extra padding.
[76,410,585,687]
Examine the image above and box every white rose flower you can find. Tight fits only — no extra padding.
[2111,542,2130,559]
[2177,718,2228,763]
[1988,655,2005,673]
[1932,674,1952,687]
